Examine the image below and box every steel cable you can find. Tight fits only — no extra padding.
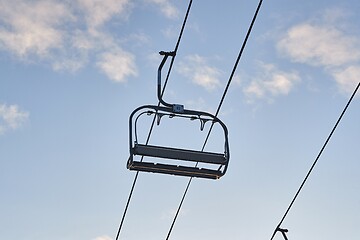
[165,1,264,239]
[270,81,360,240]
[115,1,193,239]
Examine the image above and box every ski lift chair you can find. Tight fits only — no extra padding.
[126,51,230,179]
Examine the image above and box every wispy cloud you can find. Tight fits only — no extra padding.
[244,63,300,102]
[0,0,72,58]
[92,235,112,240]
[277,23,360,67]
[97,48,137,82]
[146,0,179,19]
[277,8,360,95]
[0,103,29,134]
[332,65,360,94]
[185,97,214,113]
[162,25,179,39]
[178,54,222,92]
[78,0,130,29]
[0,0,136,82]
[161,208,188,220]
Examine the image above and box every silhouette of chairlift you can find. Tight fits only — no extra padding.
[127,51,230,179]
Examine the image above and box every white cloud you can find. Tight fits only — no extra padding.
[0,0,138,82]
[97,49,137,82]
[277,23,360,67]
[161,208,188,220]
[185,97,214,113]
[232,74,242,86]
[276,9,360,96]
[178,54,222,91]
[78,0,130,29]
[52,59,85,72]
[0,0,72,58]
[244,63,300,101]
[93,235,112,240]
[245,81,265,98]
[0,103,29,134]
[264,72,298,95]
[332,66,360,95]
[146,0,179,19]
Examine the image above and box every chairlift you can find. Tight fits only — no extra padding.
[127,51,230,179]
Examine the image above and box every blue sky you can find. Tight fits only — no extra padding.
[0,0,359,240]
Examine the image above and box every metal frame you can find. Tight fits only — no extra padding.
[127,105,230,179]
[126,51,230,179]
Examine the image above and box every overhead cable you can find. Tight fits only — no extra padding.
[115,1,193,239]
[270,80,360,240]
[165,1,264,239]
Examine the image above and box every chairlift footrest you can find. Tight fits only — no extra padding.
[128,161,222,179]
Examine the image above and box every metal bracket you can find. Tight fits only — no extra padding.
[172,104,184,113]
[159,51,176,57]
[276,227,289,240]
[158,50,187,113]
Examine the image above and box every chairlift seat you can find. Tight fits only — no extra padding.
[133,144,226,164]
